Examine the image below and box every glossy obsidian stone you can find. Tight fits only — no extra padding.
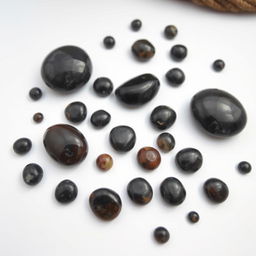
[188,211,200,223]
[170,44,187,61]
[154,227,170,244]
[204,178,229,203]
[131,39,155,61]
[137,147,161,170]
[150,105,176,130]
[165,68,185,86]
[160,177,186,205]
[131,19,142,31]
[176,148,203,173]
[29,87,42,101]
[55,180,78,204]
[96,154,113,171]
[23,163,43,186]
[103,36,115,49]
[43,124,88,165]
[91,110,111,128]
[127,177,153,205]
[89,188,122,221]
[238,161,252,174]
[13,138,32,155]
[41,46,92,92]
[164,25,178,39]
[156,133,175,153]
[93,77,113,97]
[191,89,247,137]
[65,101,87,123]
[33,112,44,123]
[109,125,136,152]
[213,59,225,71]
[115,74,160,106]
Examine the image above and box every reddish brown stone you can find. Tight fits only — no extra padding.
[96,154,113,171]
[137,147,161,170]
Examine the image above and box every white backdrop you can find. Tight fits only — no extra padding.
[0,0,256,255]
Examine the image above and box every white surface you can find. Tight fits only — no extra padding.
[0,0,256,255]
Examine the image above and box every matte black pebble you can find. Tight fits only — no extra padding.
[170,44,187,61]
[131,39,155,61]
[93,77,113,97]
[164,25,177,39]
[213,59,225,72]
[91,110,111,128]
[191,89,247,137]
[23,163,43,186]
[150,105,176,130]
[29,87,42,101]
[41,45,92,92]
[154,227,170,244]
[204,178,229,203]
[157,133,175,153]
[13,138,32,155]
[33,112,44,123]
[188,211,200,223]
[166,68,185,86]
[127,178,153,205]
[160,177,186,205]
[176,148,203,173]
[89,188,122,221]
[103,36,115,49]
[55,180,78,204]
[115,73,160,106]
[109,125,136,152]
[238,161,252,174]
[131,19,142,31]
[65,101,87,123]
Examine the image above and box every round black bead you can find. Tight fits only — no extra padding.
[93,77,113,97]
[55,180,78,204]
[166,68,185,86]
[29,87,42,101]
[13,138,32,155]
[154,227,170,244]
[33,112,44,123]
[213,59,225,72]
[187,211,200,223]
[65,101,87,123]
[23,163,43,186]
[164,25,178,39]
[103,36,115,49]
[238,161,252,174]
[170,44,187,61]
[90,110,111,128]
[131,19,142,31]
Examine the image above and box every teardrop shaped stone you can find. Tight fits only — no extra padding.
[43,124,88,165]
[191,89,247,137]
[115,73,160,106]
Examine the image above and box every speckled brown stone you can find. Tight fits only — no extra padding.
[137,147,161,170]
[96,154,113,171]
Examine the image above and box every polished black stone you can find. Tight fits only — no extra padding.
[131,39,155,61]
[188,211,200,223]
[160,177,186,205]
[13,138,32,155]
[176,148,203,173]
[191,89,247,137]
[115,74,160,106]
[165,68,185,86]
[204,178,229,203]
[170,44,187,61]
[238,161,252,174]
[55,180,78,204]
[93,77,113,97]
[109,125,136,152]
[150,105,176,130]
[29,87,42,101]
[23,163,43,186]
[41,45,92,92]
[213,59,225,72]
[154,227,170,244]
[65,101,87,123]
[103,36,115,49]
[89,188,122,221]
[164,25,177,39]
[127,178,153,205]
[33,112,44,123]
[90,110,111,128]
[131,19,142,31]
[157,133,175,153]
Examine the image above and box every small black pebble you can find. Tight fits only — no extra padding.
[238,161,252,174]
[33,112,44,123]
[91,110,111,128]
[213,59,225,72]
[23,163,43,186]
[29,87,42,101]
[132,39,155,61]
[103,36,115,49]
[131,19,142,31]
[13,138,32,155]
[166,68,185,86]
[187,211,200,223]
[55,180,78,204]
[164,25,178,39]
[65,101,87,123]
[93,77,113,97]
[154,227,170,244]
[170,44,187,61]
[157,132,175,153]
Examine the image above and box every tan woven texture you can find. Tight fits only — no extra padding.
[192,0,256,12]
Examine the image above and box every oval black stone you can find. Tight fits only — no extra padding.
[238,161,252,174]
[115,74,160,106]
[131,39,155,61]
[93,77,113,97]
[55,180,78,204]
[160,177,186,205]
[213,59,225,72]
[131,19,142,31]
[170,44,187,61]
[13,138,32,155]
[109,125,136,152]
[29,87,42,101]
[89,188,122,221]
[41,46,92,93]
[154,227,170,244]
[165,68,185,86]
[191,89,247,137]
[164,25,178,39]
[187,211,200,223]
[65,101,87,123]
[91,110,111,128]
[23,163,43,186]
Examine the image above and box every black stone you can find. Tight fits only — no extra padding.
[109,125,136,152]
[90,110,111,128]
[157,133,175,153]
[204,178,229,203]
[33,112,44,123]
[154,227,170,244]
[238,161,252,174]
[103,36,115,49]
[176,148,203,173]
[127,178,153,205]
[166,68,185,86]
[93,77,113,97]
[160,177,186,205]
[213,59,225,72]
[191,89,247,137]
[23,163,43,186]
[89,188,122,221]
[41,45,92,93]
[115,74,160,106]
[13,138,32,155]
[29,87,42,101]
[187,211,200,223]
[131,19,142,31]
[164,25,177,39]
[65,101,87,123]
[131,39,155,61]
[55,180,78,204]
[150,105,176,130]
[170,44,187,61]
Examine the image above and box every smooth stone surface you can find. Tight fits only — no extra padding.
[165,68,185,86]
[41,45,92,92]
[115,73,160,106]
[29,87,42,101]
[238,161,252,174]
[90,110,111,128]
[175,148,203,173]
[213,59,225,71]
[109,126,136,152]
[160,177,186,205]
[65,101,87,123]
[131,39,155,61]
[127,178,153,205]
[93,77,113,97]
[89,188,122,221]
[154,227,170,244]
[156,133,175,153]
[33,112,44,123]
[96,154,113,171]
[13,138,32,155]
[103,36,115,49]
[204,178,229,203]
[150,105,176,130]
[188,211,200,223]
[23,163,43,186]
[164,25,178,39]
[191,89,247,137]
[43,124,88,165]
[137,147,161,170]
[55,180,78,204]
[170,44,187,61]
[131,19,142,31]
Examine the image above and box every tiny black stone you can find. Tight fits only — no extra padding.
[238,161,252,174]
[131,19,142,31]
[213,59,225,72]
[166,68,185,86]
[33,112,44,123]
[55,180,78,204]
[156,132,175,153]
[29,87,42,101]
[13,138,32,155]
[103,36,115,49]
[65,101,87,123]
[164,25,178,39]
[23,163,43,186]
[93,77,113,97]
[131,39,155,61]
[170,44,187,61]
[154,227,170,244]
[90,110,111,128]
[187,211,200,223]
